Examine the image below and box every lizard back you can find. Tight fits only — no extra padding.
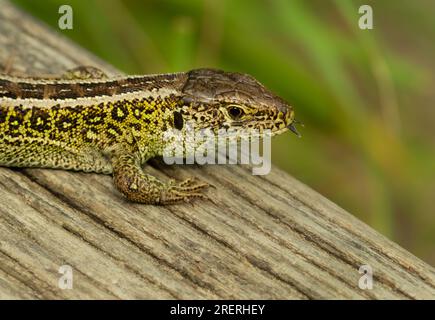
[0,72,188,173]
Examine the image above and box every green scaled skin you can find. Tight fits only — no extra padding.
[0,66,296,204]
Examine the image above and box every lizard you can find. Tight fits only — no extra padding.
[0,66,299,205]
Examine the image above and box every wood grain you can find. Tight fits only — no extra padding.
[0,1,434,299]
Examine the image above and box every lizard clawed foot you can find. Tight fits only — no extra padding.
[161,178,210,204]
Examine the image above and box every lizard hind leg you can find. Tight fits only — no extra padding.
[112,152,209,205]
[61,66,108,80]
[1,52,16,75]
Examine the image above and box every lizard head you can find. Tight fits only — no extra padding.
[176,68,299,138]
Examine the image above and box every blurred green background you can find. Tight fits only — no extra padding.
[12,0,435,265]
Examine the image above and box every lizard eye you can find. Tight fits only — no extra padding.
[227,105,244,120]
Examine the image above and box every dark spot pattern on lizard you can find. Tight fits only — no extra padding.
[0,66,299,204]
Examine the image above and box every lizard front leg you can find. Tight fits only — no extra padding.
[111,152,209,205]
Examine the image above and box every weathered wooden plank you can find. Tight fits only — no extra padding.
[0,1,434,299]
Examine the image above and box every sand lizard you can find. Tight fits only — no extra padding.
[0,66,299,204]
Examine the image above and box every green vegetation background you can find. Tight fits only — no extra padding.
[12,0,435,265]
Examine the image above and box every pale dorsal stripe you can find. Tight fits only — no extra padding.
[0,87,178,109]
[0,72,183,85]
[0,72,186,101]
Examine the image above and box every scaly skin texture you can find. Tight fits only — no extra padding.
[0,66,297,204]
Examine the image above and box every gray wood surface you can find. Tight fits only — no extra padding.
[0,1,434,299]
